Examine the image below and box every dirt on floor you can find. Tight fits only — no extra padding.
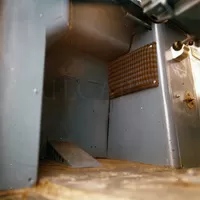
[1,159,200,200]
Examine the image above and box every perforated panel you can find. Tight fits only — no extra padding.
[108,42,159,99]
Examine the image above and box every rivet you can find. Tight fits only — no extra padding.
[140,107,143,110]
[40,13,43,18]
[33,88,38,94]
[153,80,157,84]
[28,178,34,184]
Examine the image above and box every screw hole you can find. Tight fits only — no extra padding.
[28,178,34,184]
[189,40,194,46]
[91,146,93,148]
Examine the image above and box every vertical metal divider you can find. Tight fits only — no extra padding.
[153,24,181,168]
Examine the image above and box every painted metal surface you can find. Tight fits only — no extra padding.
[0,0,46,189]
[153,24,181,168]
[108,28,172,166]
[158,24,200,167]
[64,77,109,158]
[167,45,200,167]
[41,49,109,159]
[108,25,182,167]
[42,0,146,62]
[64,3,134,61]
[108,23,200,168]
[39,0,69,48]
[172,0,200,38]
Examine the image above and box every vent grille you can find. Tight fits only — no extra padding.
[108,42,159,99]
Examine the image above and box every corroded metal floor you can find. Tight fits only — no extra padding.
[1,159,200,200]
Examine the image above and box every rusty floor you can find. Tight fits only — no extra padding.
[1,159,200,200]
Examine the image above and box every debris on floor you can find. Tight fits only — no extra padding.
[1,159,200,200]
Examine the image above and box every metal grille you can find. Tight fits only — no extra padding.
[108,42,159,99]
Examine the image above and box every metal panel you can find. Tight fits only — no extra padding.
[64,78,108,157]
[38,0,69,48]
[41,49,109,158]
[156,24,200,167]
[65,3,134,61]
[43,1,150,62]
[108,23,200,168]
[153,24,181,167]
[108,25,181,167]
[0,0,46,189]
[166,47,200,167]
[172,0,200,38]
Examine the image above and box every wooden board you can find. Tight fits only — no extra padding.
[1,159,200,200]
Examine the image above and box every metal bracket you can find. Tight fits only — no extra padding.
[141,0,173,22]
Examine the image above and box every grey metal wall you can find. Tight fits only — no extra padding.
[108,24,184,167]
[0,0,46,189]
[41,0,132,159]
[0,0,70,190]
[41,49,109,159]
[40,0,69,47]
